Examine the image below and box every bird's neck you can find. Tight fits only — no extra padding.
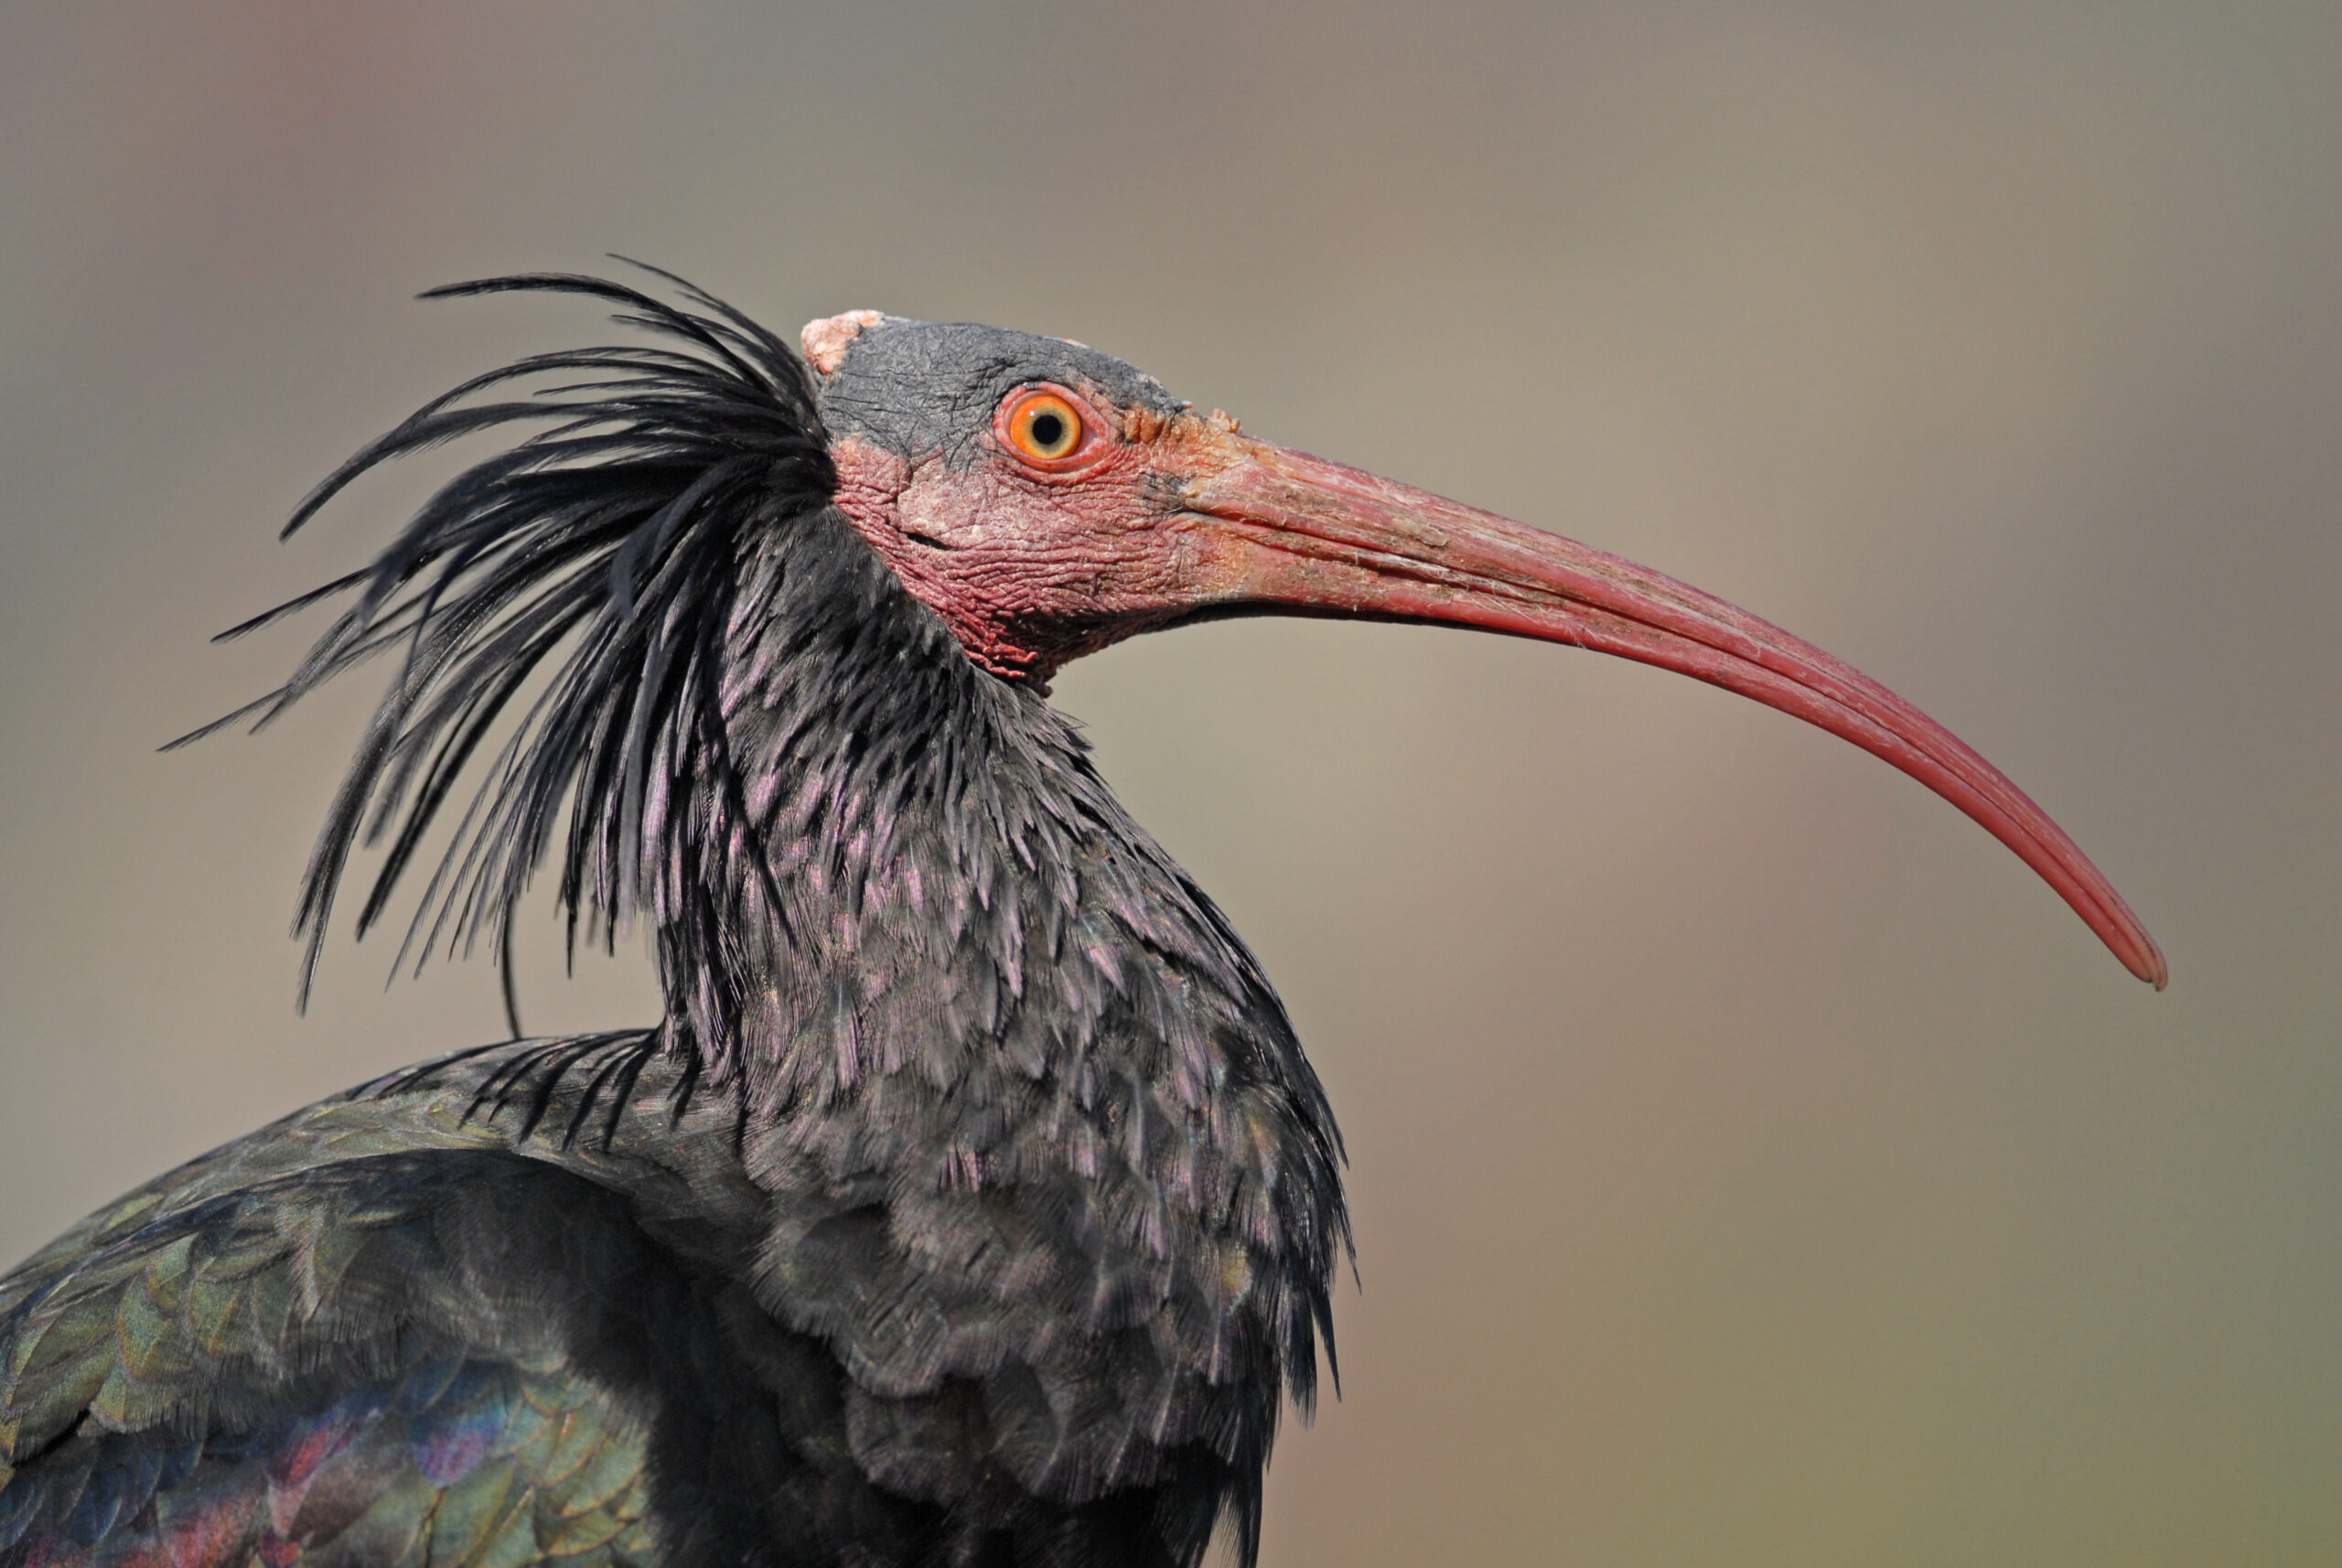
[643,508,1348,1521]
[659,509,1317,1133]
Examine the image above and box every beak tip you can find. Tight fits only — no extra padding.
[2121,929,2169,990]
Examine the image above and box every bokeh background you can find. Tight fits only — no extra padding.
[3,4,2336,1563]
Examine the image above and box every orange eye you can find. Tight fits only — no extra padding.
[1004,390,1085,462]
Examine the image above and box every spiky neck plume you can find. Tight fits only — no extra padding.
[188,271,833,1042]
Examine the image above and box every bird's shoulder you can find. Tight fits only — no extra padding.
[0,1034,814,1568]
[6,1032,756,1304]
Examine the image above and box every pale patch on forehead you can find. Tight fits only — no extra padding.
[800,309,886,375]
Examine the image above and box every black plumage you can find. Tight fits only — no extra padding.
[0,267,2162,1568]
[5,272,1347,1568]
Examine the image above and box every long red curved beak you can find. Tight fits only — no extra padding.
[1182,439,2165,988]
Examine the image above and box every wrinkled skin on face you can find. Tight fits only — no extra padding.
[811,314,1262,680]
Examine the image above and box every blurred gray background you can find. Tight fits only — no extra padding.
[3,4,2336,1563]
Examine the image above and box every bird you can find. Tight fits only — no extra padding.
[0,268,2165,1568]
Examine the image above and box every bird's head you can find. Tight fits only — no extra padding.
[805,309,1217,679]
[801,307,2165,989]
[222,274,2162,1018]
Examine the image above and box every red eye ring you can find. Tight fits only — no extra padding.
[1001,387,1090,466]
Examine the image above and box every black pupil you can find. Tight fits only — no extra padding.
[1029,412,1065,449]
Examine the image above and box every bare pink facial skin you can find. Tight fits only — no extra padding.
[823,392,1252,682]
[804,319,2165,989]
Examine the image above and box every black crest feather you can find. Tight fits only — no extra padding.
[175,265,834,1015]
